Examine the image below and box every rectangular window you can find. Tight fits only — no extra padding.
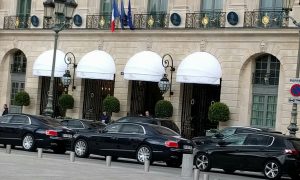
[17,0,31,16]
[260,0,283,10]
[147,0,168,13]
[251,95,277,128]
[100,0,116,14]
[10,82,25,105]
[201,0,223,11]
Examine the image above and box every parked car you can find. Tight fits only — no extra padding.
[73,122,193,167]
[115,116,180,134]
[194,132,300,180]
[61,119,106,133]
[192,126,281,145]
[0,114,73,153]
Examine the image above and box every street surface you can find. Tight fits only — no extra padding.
[0,145,292,180]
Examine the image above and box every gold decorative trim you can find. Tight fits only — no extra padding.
[148,15,154,28]
[262,15,270,25]
[99,16,105,28]
[202,16,209,26]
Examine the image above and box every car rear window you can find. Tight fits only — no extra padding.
[33,115,62,127]
[152,125,179,136]
[160,120,180,133]
[291,140,300,150]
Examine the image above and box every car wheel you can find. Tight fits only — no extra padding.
[263,160,282,180]
[52,146,66,154]
[22,134,36,151]
[136,145,152,164]
[194,153,211,171]
[166,160,182,168]
[223,169,235,174]
[74,139,89,158]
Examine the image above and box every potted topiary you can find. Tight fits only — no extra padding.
[155,100,173,118]
[103,95,120,120]
[15,91,30,113]
[58,94,74,117]
[208,102,230,123]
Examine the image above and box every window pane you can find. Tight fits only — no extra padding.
[224,134,247,145]
[202,0,223,11]
[148,0,167,13]
[68,120,84,128]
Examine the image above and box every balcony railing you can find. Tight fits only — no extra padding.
[86,14,112,29]
[185,11,226,28]
[4,16,31,29]
[244,10,287,28]
[134,13,169,29]
[10,64,26,73]
[43,17,73,29]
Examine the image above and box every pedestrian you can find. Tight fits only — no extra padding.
[145,110,151,117]
[100,111,110,124]
[2,104,8,116]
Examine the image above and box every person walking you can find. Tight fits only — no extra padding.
[100,111,110,124]
[2,104,8,116]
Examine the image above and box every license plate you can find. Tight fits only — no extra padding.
[62,134,72,138]
[183,145,192,150]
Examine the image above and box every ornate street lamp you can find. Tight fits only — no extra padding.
[62,52,77,93]
[282,0,300,136]
[43,0,77,117]
[158,54,175,97]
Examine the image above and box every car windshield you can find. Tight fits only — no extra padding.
[152,125,179,136]
[33,115,62,127]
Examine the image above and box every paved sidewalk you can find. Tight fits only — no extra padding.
[0,150,188,180]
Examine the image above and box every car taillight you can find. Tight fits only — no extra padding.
[284,149,299,155]
[165,141,179,148]
[45,130,58,136]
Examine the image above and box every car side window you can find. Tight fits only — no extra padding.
[61,121,68,126]
[67,120,84,129]
[120,124,144,134]
[218,127,236,137]
[235,128,256,134]
[0,115,12,123]
[224,134,247,145]
[104,124,122,133]
[244,134,273,146]
[10,115,29,124]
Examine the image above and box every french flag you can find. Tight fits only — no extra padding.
[111,0,120,32]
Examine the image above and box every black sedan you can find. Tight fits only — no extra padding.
[0,114,73,153]
[73,122,193,167]
[61,119,106,133]
[194,132,300,180]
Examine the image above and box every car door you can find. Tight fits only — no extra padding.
[0,115,13,144]
[116,124,145,158]
[2,115,30,145]
[89,123,122,156]
[210,134,248,170]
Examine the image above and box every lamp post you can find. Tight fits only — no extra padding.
[62,52,77,93]
[158,54,175,97]
[43,0,77,117]
[282,0,300,136]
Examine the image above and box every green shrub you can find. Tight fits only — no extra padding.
[155,100,173,118]
[15,91,30,107]
[103,96,120,115]
[208,102,230,123]
[58,94,74,110]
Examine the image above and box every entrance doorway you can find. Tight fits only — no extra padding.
[181,83,221,139]
[130,81,163,116]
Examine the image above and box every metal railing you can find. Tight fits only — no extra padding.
[4,15,31,29]
[43,17,73,29]
[185,11,226,29]
[134,13,169,29]
[244,10,287,28]
[86,14,112,30]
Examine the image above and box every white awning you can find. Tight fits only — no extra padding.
[76,50,116,80]
[32,49,67,77]
[176,52,222,85]
[124,51,165,82]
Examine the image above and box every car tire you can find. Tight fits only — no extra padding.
[263,160,282,180]
[52,146,66,154]
[166,160,182,168]
[136,145,152,164]
[74,139,89,158]
[22,134,36,151]
[194,153,211,171]
[223,169,235,174]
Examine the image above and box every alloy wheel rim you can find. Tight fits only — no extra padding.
[75,140,86,156]
[23,135,33,150]
[196,155,208,170]
[264,162,279,178]
[137,147,150,163]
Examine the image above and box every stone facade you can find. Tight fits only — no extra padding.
[1,0,300,136]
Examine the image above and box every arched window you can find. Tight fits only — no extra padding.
[251,54,280,128]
